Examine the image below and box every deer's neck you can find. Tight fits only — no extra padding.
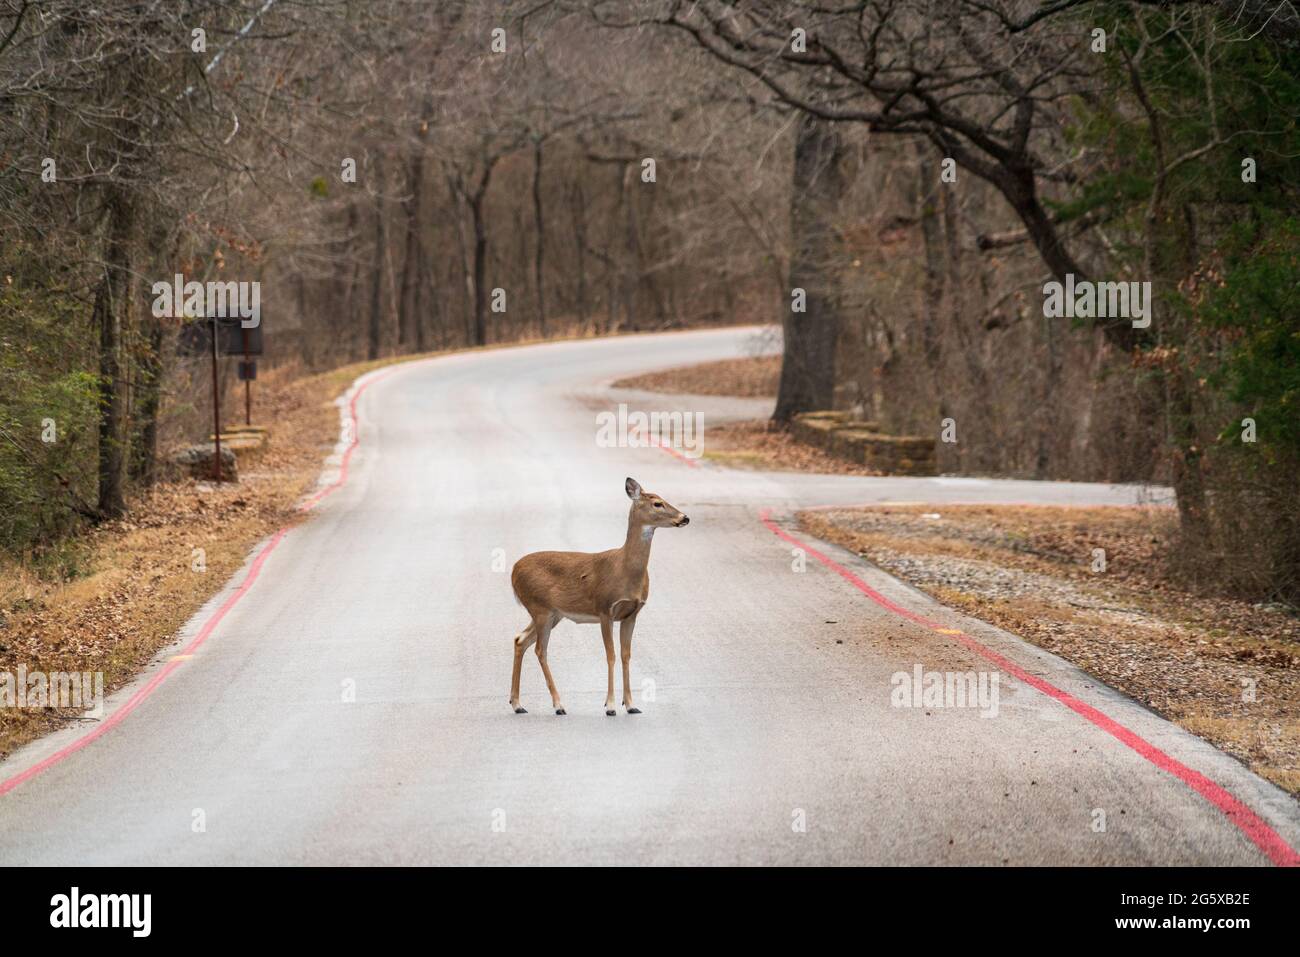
[620,518,654,575]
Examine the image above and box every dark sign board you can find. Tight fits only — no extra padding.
[237,360,258,381]
[177,317,264,357]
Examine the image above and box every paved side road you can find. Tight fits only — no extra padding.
[1,326,1295,865]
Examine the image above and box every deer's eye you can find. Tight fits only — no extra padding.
[653,501,664,508]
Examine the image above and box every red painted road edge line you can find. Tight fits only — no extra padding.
[651,441,700,468]
[0,367,396,798]
[758,508,1300,867]
[634,424,700,468]
[298,367,398,512]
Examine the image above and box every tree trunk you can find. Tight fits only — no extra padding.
[513,203,528,340]
[774,113,846,422]
[1154,221,1210,544]
[339,202,361,361]
[368,159,386,360]
[130,311,163,486]
[1167,368,1210,540]
[416,238,437,350]
[130,223,171,487]
[468,157,498,347]
[398,152,424,351]
[914,147,945,382]
[96,187,133,517]
[1033,314,1061,478]
[532,138,546,337]
[570,178,589,332]
[471,189,489,346]
[399,108,431,353]
[447,176,475,345]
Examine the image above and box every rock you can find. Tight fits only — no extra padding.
[170,443,238,481]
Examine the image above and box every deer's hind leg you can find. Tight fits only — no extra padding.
[533,612,565,715]
[509,621,538,713]
[601,616,616,716]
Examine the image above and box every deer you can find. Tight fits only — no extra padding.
[508,477,689,716]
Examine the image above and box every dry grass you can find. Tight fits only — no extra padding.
[800,504,1300,796]
[613,355,780,397]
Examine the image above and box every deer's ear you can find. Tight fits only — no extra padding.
[625,477,642,500]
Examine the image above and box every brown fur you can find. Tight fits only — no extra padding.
[508,477,688,715]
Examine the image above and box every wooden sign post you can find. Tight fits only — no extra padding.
[241,326,254,427]
[210,315,223,481]
[177,315,265,483]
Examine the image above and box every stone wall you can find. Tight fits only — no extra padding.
[790,411,937,476]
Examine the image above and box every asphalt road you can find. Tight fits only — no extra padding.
[2,326,1297,865]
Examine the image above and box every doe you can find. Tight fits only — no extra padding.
[508,477,689,715]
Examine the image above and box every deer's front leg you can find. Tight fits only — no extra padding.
[620,613,640,714]
[601,616,616,716]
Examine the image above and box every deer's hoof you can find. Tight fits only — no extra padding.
[513,706,527,714]
[555,708,567,716]
[627,707,642,714]
[605,708,616,716]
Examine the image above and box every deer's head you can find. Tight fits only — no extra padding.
[625,477,689,528]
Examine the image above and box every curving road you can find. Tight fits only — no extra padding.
[2,326,1297,865]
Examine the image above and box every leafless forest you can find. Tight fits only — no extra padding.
[2,1,1297,601]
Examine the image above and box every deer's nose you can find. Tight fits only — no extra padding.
[677,516,690,526]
